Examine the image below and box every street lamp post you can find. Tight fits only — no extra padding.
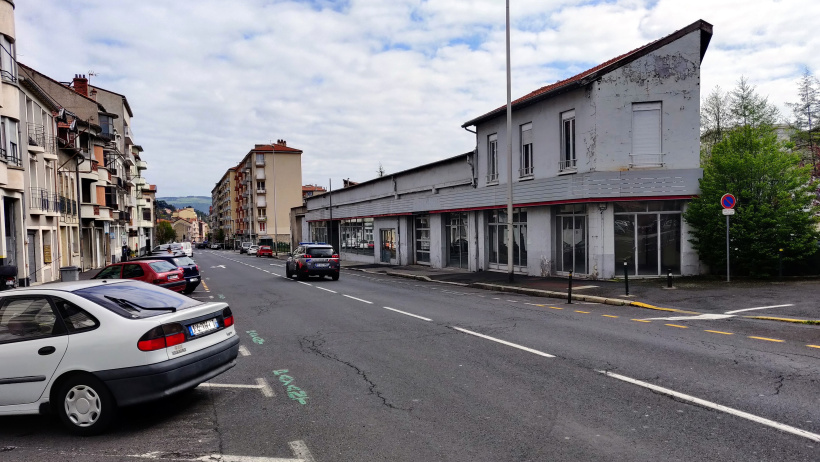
[505,0,514,283]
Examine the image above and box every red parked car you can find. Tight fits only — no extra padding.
[93,260,187,293]
[256,245,273,258]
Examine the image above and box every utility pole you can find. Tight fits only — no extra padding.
[505,0,514,283]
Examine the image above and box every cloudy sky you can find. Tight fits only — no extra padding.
[14,0,820,197]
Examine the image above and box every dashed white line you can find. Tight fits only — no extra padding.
[452,327,555,358]
[383,306,432,321]
[598,370,820,443]
[298,281,312,286]
[343,294,373,304]
[238,345,251,356]
[316,286,337,294]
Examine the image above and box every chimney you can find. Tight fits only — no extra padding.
[73,74,89,97]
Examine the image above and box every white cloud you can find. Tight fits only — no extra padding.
[13,0,820,196]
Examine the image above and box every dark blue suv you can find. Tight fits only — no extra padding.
[286,243,340,281]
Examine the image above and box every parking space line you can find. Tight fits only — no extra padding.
[705,330,734,335]
[298,281,312,286]
[384,306,432,322]
[549,306,563,310]
[598,370,820,443]
[453,327,555,358]
[575,310,590,314]
[666,324,688,329]
[808,345,820,349]
[632,319,651,323]
[602,314,619,318]
[343,294,373,304]
[749,336,784,343]
[239,345,251,356]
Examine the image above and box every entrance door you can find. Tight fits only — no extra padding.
[556,214,587,274]
[446,213,468,268]
[380,229,396,263]
[4,198,17,267]
[27,231,37,283]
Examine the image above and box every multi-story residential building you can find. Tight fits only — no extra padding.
[213,141,302,249]
[138,182,156,252]
[0,0,26,284]
[301,20,712,278]
[211,166,237,246]
[19,71,61,284]
[302,184,326,200]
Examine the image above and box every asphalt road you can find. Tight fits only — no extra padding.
[2,250,819,461]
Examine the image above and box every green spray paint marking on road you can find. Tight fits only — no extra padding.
[246,330,265,345]
[218,294,225,299]
[273,369,309,405]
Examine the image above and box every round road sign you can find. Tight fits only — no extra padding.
[720,193,736,209]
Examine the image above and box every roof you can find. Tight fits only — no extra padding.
[90,85,134,118]
[251,143,303,154]
[462,19,713,128]
[302,185,327,192]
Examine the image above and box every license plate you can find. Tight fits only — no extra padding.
[189,318,219,336]
[190,278,199,282]
[169,274,179,280]
[314,263,329,268]
[5,280,13,286]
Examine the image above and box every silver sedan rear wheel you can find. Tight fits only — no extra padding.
[57,374,116,435]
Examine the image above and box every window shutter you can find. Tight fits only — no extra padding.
[521,123,533,145]
[632,103,661,155]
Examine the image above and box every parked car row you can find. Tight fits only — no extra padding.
[149,242,193,258]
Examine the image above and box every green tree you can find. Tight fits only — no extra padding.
[684,125,819,277]
[728,76,780,129]
[156,221,175,244]
[786,68,820,174]
[700,85,731,160]
[214,228,225,242]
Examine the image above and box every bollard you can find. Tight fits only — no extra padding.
[667,269,672,288]
[567,270,573,304]
[623,261,629,296]
[778,248,783,278]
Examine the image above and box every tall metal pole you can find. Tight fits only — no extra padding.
[505,0,514,283]
[328,179,333,248]
[726,214,730,282]
[272,146,279,256]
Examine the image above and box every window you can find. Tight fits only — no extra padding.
[142,208,151,221]
[487,134,498,183]
[487,209,527,268]
[257,181,265,191]
[1,118,20,166]
[53,298,98,333]
[122,264,145,278]
[258,208,266,217]
[0,34,16,82]
[94,265,122,279]
[99,115,114,140]
[310,222,328,244]
[0,297,58,343]
[340,218,374,255]
[255,153,265,165]
[520,123,533,177]
[73,282,201,319]
[148,261,177,273]
[614,201,681,275]
[631,102,662,167]
[259,222,266,232]
[556,204,586,274]
[561,110,576,172]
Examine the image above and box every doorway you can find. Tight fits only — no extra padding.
[380,229,396,263]
[446,212,468,268]
[27,231,37,283]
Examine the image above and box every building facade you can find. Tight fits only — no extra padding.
[302,20,712,279]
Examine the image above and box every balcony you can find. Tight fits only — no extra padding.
[136,160,148,170]
[486,172,498,183]
[137,198,148,207]
[124,124,135,145]
[257,216,267,222]
[256,189,266,195]
[255,158,265,167]
[27,123,57,158]
[558,158,577,173]
[135,176,147,186]
[519,166,534,178]
[29,187,52,213]
[629,153,664,168]
[1,143,21,167]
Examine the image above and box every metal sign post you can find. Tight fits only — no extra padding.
[721,194,736,282]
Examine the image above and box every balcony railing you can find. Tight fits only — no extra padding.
[629,153,664,168]
[2,143,21,167]
[27,123,57,154]
[519,166,534,177]
[29,187,51,211]
[559,158,577,172]
[486,172,498,183]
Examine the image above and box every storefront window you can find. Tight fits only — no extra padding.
[614,201,681,275]
[309,222,327,244]
[340,218,374,255]
[488,209,527,269]
[446,212,468,268]
[556,205,586,274]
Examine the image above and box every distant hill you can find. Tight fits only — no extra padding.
[158,196,211,216]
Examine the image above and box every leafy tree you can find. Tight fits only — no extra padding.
[700,85,731,159]
[215,228,225,242]
[684,125,819,277]
[728,76,780,129]
[786,68,820,174]
[156,221,175,244]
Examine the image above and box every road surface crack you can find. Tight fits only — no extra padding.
[300,333,412,412]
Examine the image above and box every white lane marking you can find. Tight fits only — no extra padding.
[316,286,337,294]
[199,378,274,398]
[571,285,599,290]
[288,440,317,462]
[452,327,555,358]
[647,314,734,321]
[383,306,432,322]
[724,304,794,315]
[209,296,214,299]
[238,345,251,356]
[298,281,312,286]
[343,294,373,304]
[506,300,519,303]
[598,370,820,442]
[263,270,270,273]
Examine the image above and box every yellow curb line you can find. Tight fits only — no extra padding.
[630,301,700,315]
[745,316,820,325]
[602,315,619,318]
[575,310,590,314]
[632,319,651,323]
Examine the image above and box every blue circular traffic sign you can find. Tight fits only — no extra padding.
[721,193,736,209]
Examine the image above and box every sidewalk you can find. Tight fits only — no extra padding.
[340,260,820,323]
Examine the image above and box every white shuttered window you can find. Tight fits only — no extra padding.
[632,102,661,156]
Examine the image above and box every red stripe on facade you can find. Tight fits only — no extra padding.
[428,196,696,214]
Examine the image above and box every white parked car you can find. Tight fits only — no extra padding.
[247,245,259,256]
[179,241,193,257]
[0,280,238,435]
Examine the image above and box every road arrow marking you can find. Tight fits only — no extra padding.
[724,304,793,315]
